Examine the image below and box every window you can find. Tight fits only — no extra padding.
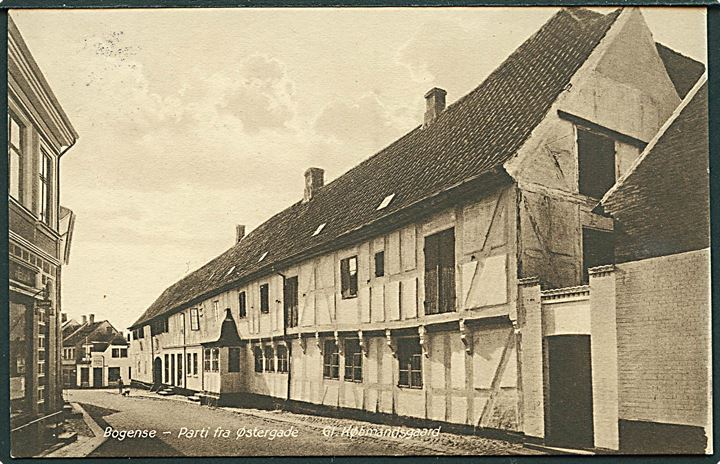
[203,349,211,372]
[177,353,183,384]
[253,346,264,373]
[582,227,614,284]
[151,318,168,336]
[284,276,299,328]
[374,251,385,278]
[189,308,200,331]
[276,345,288,373]
[340,256,358,299]
[344,339,363,382]
[192,352,198,375]
[260,284,270,314]
[39,150,52,224]
[397,337,423,388]
[8,114,23,201]
[323,340,340,379]
[424,228,456,314]
[577,127,616,198]
[112,348,120,358]
[228,347,241,373]
[238,292,247,319]
[213,301,219,320]
[187,353,192,375]
[108,367,121,383]
[165,354,170,382]
[264,346,275,372]
[211,348,219,372]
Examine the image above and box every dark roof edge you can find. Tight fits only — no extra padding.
[129,168,514,329]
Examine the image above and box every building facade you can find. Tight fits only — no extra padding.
[62,315,131,389]
[8,16,78,457]
[127,8,707,453]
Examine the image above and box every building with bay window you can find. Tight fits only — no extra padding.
[128,8,707,453]
[8,15,78,457]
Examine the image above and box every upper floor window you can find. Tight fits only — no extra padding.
[189,308,200,331]
[39,149,52,225]
[340,256,358,299]
[322,340,340,380]
[238,291,247,318]
[424,228,456,315]
[344,339,363,383]
[397,337,423,389]
[284,276,299,328]
[577,127,616,198]
[8,114,23,201]
[582,227,614,284]
[259,284,270,314]
[213,301,219,320]
[111,348,128,358]
[374,251,385,278]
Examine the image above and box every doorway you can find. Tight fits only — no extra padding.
[153,357,162,386]
[93,368,103,388]
[545,335,594,449]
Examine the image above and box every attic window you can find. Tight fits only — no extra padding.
[376,193,396,210]
[312,223,326,236]
[258,252,268,263]
[225,265,236,276]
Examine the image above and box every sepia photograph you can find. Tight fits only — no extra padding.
[6,5,711,458]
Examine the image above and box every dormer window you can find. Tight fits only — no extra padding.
[377,193,396,210]
[312,223,326,236]
[577,127,616,198]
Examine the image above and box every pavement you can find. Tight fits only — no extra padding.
[44,402,107,458]
[59,388,544,457]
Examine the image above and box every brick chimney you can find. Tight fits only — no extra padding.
[89,314,95,324]
[81,315,87,324]
[423,87,447,128]
[303,167,324,203]
[236,225,246,243]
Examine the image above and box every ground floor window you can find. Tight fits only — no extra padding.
[264,346,275,372]
[276,345,288,373]
[192,352,198,375]
[397,337,423,388]
[165,354,170,382]
[211,348,219,372]
[228,347,241,372]
[344,338,363,382]
[108,367,121,383]
[204,349,211,372]
[253,346,263,373]
[323,340,339,380]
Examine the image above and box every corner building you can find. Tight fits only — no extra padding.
[128,8,707,452]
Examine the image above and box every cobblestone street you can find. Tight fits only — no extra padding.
[64,389,544,456]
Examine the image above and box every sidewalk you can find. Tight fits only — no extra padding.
[44,403,107,458]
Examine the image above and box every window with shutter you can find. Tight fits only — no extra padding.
[424,228,456,314]
[284,276,299,327]
[340,256,358,299]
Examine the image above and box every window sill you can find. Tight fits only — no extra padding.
[322,377,340,381]
[397,384,423,390]
[341,295,358,300]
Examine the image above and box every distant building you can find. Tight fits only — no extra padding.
[62,315,131,388]
[127,8,706,453]
[8,16,78,457]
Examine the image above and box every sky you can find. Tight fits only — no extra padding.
[10,7,707,332]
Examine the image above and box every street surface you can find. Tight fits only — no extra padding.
[64,389,543,456]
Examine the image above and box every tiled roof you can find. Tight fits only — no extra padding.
[602,78,708,263]
[655,42,706,99]
[130,8,622,329]
[63,322,104,346]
